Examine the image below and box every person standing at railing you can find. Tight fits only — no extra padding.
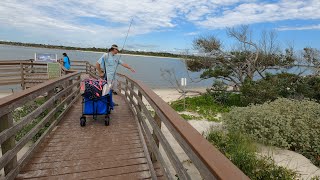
[96,44,135,96]
[62,53,71,70]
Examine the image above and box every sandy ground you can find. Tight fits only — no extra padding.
[0,92,12,99]
[152,88,207,103]
[258,145,320,179]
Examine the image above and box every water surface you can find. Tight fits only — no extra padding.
[0,45,212,90]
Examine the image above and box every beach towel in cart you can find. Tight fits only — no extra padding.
[80,78,113,126]
[81,78,108,99]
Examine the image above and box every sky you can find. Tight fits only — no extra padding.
[0,0,319,53]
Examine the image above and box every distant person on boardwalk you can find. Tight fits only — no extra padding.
[62,53,71,70]
[96,44,135,95]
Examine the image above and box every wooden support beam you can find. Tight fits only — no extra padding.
[151,114,161,163]
[0,113,17,176]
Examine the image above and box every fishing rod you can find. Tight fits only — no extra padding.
[110,18,134,85]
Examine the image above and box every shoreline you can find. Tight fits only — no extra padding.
[0,44,182,60]
[74,49,182,59]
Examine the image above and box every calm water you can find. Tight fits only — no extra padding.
[0,45,212,89]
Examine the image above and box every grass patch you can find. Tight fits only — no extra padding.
[207,129,299,180]
[170,94,229,121]
[12,96,65,142]
[179,113,201,121]
[13,97,50,142]
[149,110,155,117]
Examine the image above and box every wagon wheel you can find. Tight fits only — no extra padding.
[80,116,86,127]
[104,115,110,126]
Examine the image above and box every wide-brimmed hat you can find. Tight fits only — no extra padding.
[110,44,119,51]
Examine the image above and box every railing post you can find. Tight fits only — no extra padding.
[65,78,73,105]
[31,60,34,73]
[151,113,161,162]
[20,63,25,90]
[118,81,122,94]
[85,62,88,74]
[77,74,81,89]
[125,79,129,95]
[46,89,55,100]
[137,91,142,112]
[94,67,98,77]
[0,112,17,175]
[45,88,56,124]
[130,82,134,99]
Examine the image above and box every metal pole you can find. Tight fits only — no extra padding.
[183,90,186,110]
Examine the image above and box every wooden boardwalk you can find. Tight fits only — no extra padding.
[16,95,161,179]
[0,62,249,180]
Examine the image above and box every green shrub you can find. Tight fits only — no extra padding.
[311,176,320,180]
[13,97,52,142]
[241,73,320,104]
[13,102,39,122]
[207,129,298,179]
[207,80,248,107]
[207,91,248,107]
[223,98,320,167]
[170,94,229,121]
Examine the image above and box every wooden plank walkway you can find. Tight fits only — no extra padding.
[15,94,160,179]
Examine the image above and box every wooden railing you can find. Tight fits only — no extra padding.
[0,71,81,180]
[0,60,71,91]
[71,60,99,78]
[83,62,249,179]
[65,60,96,75]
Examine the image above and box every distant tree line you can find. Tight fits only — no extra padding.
[0,40,191,59]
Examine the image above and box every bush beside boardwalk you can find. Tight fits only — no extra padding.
[169,92,320,179]
[224,98,320,167]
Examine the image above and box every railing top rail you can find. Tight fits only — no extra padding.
[0,59,33,62]
[0,71,80,117]
[0,60,88,64]
[118,73,249,179]
[0,62,48,66]
[71,60,88,63]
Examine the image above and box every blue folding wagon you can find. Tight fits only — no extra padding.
[80,79,114,126]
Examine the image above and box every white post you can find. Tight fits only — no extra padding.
[181,78,187,110]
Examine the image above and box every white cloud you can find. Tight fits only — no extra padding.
[0,0,319,48]
[196,0,320,28]
[184,32,199,36]
[276,24,320,31]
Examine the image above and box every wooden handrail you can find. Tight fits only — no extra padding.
[0,62,48,66]
[0,70,81,179]
[0,62,47,89]
[0,72,79,116]
[0,61,78,91]
[0,59,34,63]
[117,73,249,180]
